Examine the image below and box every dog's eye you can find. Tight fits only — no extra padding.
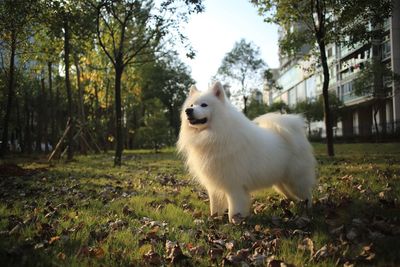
[200,103,208,107]
[190,104,193,107]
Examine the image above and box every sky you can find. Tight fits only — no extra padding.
[179,0,280,91]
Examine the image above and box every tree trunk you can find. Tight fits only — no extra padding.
[15,96,22,152]
[114,62,124,166]
[373,105,379,139]
[35,78,46,152]
[243,95,248,115]
[0,31,17,157]
[316,39,334,156]
[48,62,56,148]
[23,92,32,153]
[74,54,85,122]
[64,20,74,161]
[320,47,334,156]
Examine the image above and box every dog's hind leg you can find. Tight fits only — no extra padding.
[208,189,228,216]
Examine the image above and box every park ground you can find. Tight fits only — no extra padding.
[0,143,399,266]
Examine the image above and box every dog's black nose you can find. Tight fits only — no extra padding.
[185,108,194,116]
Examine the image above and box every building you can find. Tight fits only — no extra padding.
[266,2,400,138]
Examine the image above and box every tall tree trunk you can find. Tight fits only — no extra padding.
[48,62,56,148]
[74,54,85,123]
[114,62,124,166]
[0,30,17,157]
[312,0,334,157]
[23,92,32,153]
[41,76,49,152]
[35,78,46,152]
[318,39,334,156]
[64,20,74,161]
[15,96,22,152]
[373,105,379,139]
[243,95,248,115]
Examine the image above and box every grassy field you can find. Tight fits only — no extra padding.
[0,143,399,266]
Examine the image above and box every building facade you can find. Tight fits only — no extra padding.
[266,3,400,138]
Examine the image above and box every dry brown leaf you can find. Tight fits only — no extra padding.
[143,250,162,265]
[57,252,66,261]
[49,236,60,245]
[298,237,314,256]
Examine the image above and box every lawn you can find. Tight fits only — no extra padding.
[0,143,399,266]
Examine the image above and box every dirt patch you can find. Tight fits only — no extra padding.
[0,164,47,177]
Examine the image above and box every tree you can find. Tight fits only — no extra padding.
[247,101,268,120]
[217,39,266,115]
[252,0,392,157]
[246,95,268,120]
[136,98,172,152]
[44,0,96,160]
[267,101,290,114]
[0,0,40,156]
[294,100,323,136]
[138,53,195,136]
[94,0,203,166]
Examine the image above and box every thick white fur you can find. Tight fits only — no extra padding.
[177,82,316,222]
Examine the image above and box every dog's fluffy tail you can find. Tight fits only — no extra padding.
[253,113,306,141]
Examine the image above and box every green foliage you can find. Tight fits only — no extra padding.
[317,92,342,121]
[217,39,265,83]
[267,100,291,114]
[246,100,268,120]
[294,99,323,135]
[295,98,323,124]
[137,53,195,136]
[353,59,400,98]
[136,99,173,152]
[217,39,266,113]
[0,0,203,161]
[252,0,392,56]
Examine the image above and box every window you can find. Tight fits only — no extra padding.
[306,76,316,100]
[327,47,333,57]
[382,41,391,59]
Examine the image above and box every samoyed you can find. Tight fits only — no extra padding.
[177,82,316,222]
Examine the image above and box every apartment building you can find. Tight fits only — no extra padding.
[266,2,400,138]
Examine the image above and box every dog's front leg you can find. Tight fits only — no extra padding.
[226,187,251,222]
[208,189,228,216]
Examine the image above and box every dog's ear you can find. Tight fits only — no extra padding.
[210,81,225,102]
[189,85,199,97]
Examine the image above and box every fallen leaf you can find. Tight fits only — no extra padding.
[143,250,162,265]
[225,241,235,251]
[298,237,314,257]
[57,252,66,261]
[208,248,224,261]
[49,236,60,245]
[92,247,105,259]
[188,245,206,256]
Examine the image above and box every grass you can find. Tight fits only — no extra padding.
[0,143,399,266]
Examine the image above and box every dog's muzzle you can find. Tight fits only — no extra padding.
[185,108,208,125]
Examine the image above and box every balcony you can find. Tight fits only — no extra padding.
[340,92,373,106]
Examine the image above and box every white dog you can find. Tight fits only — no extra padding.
[177,82,316,222]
